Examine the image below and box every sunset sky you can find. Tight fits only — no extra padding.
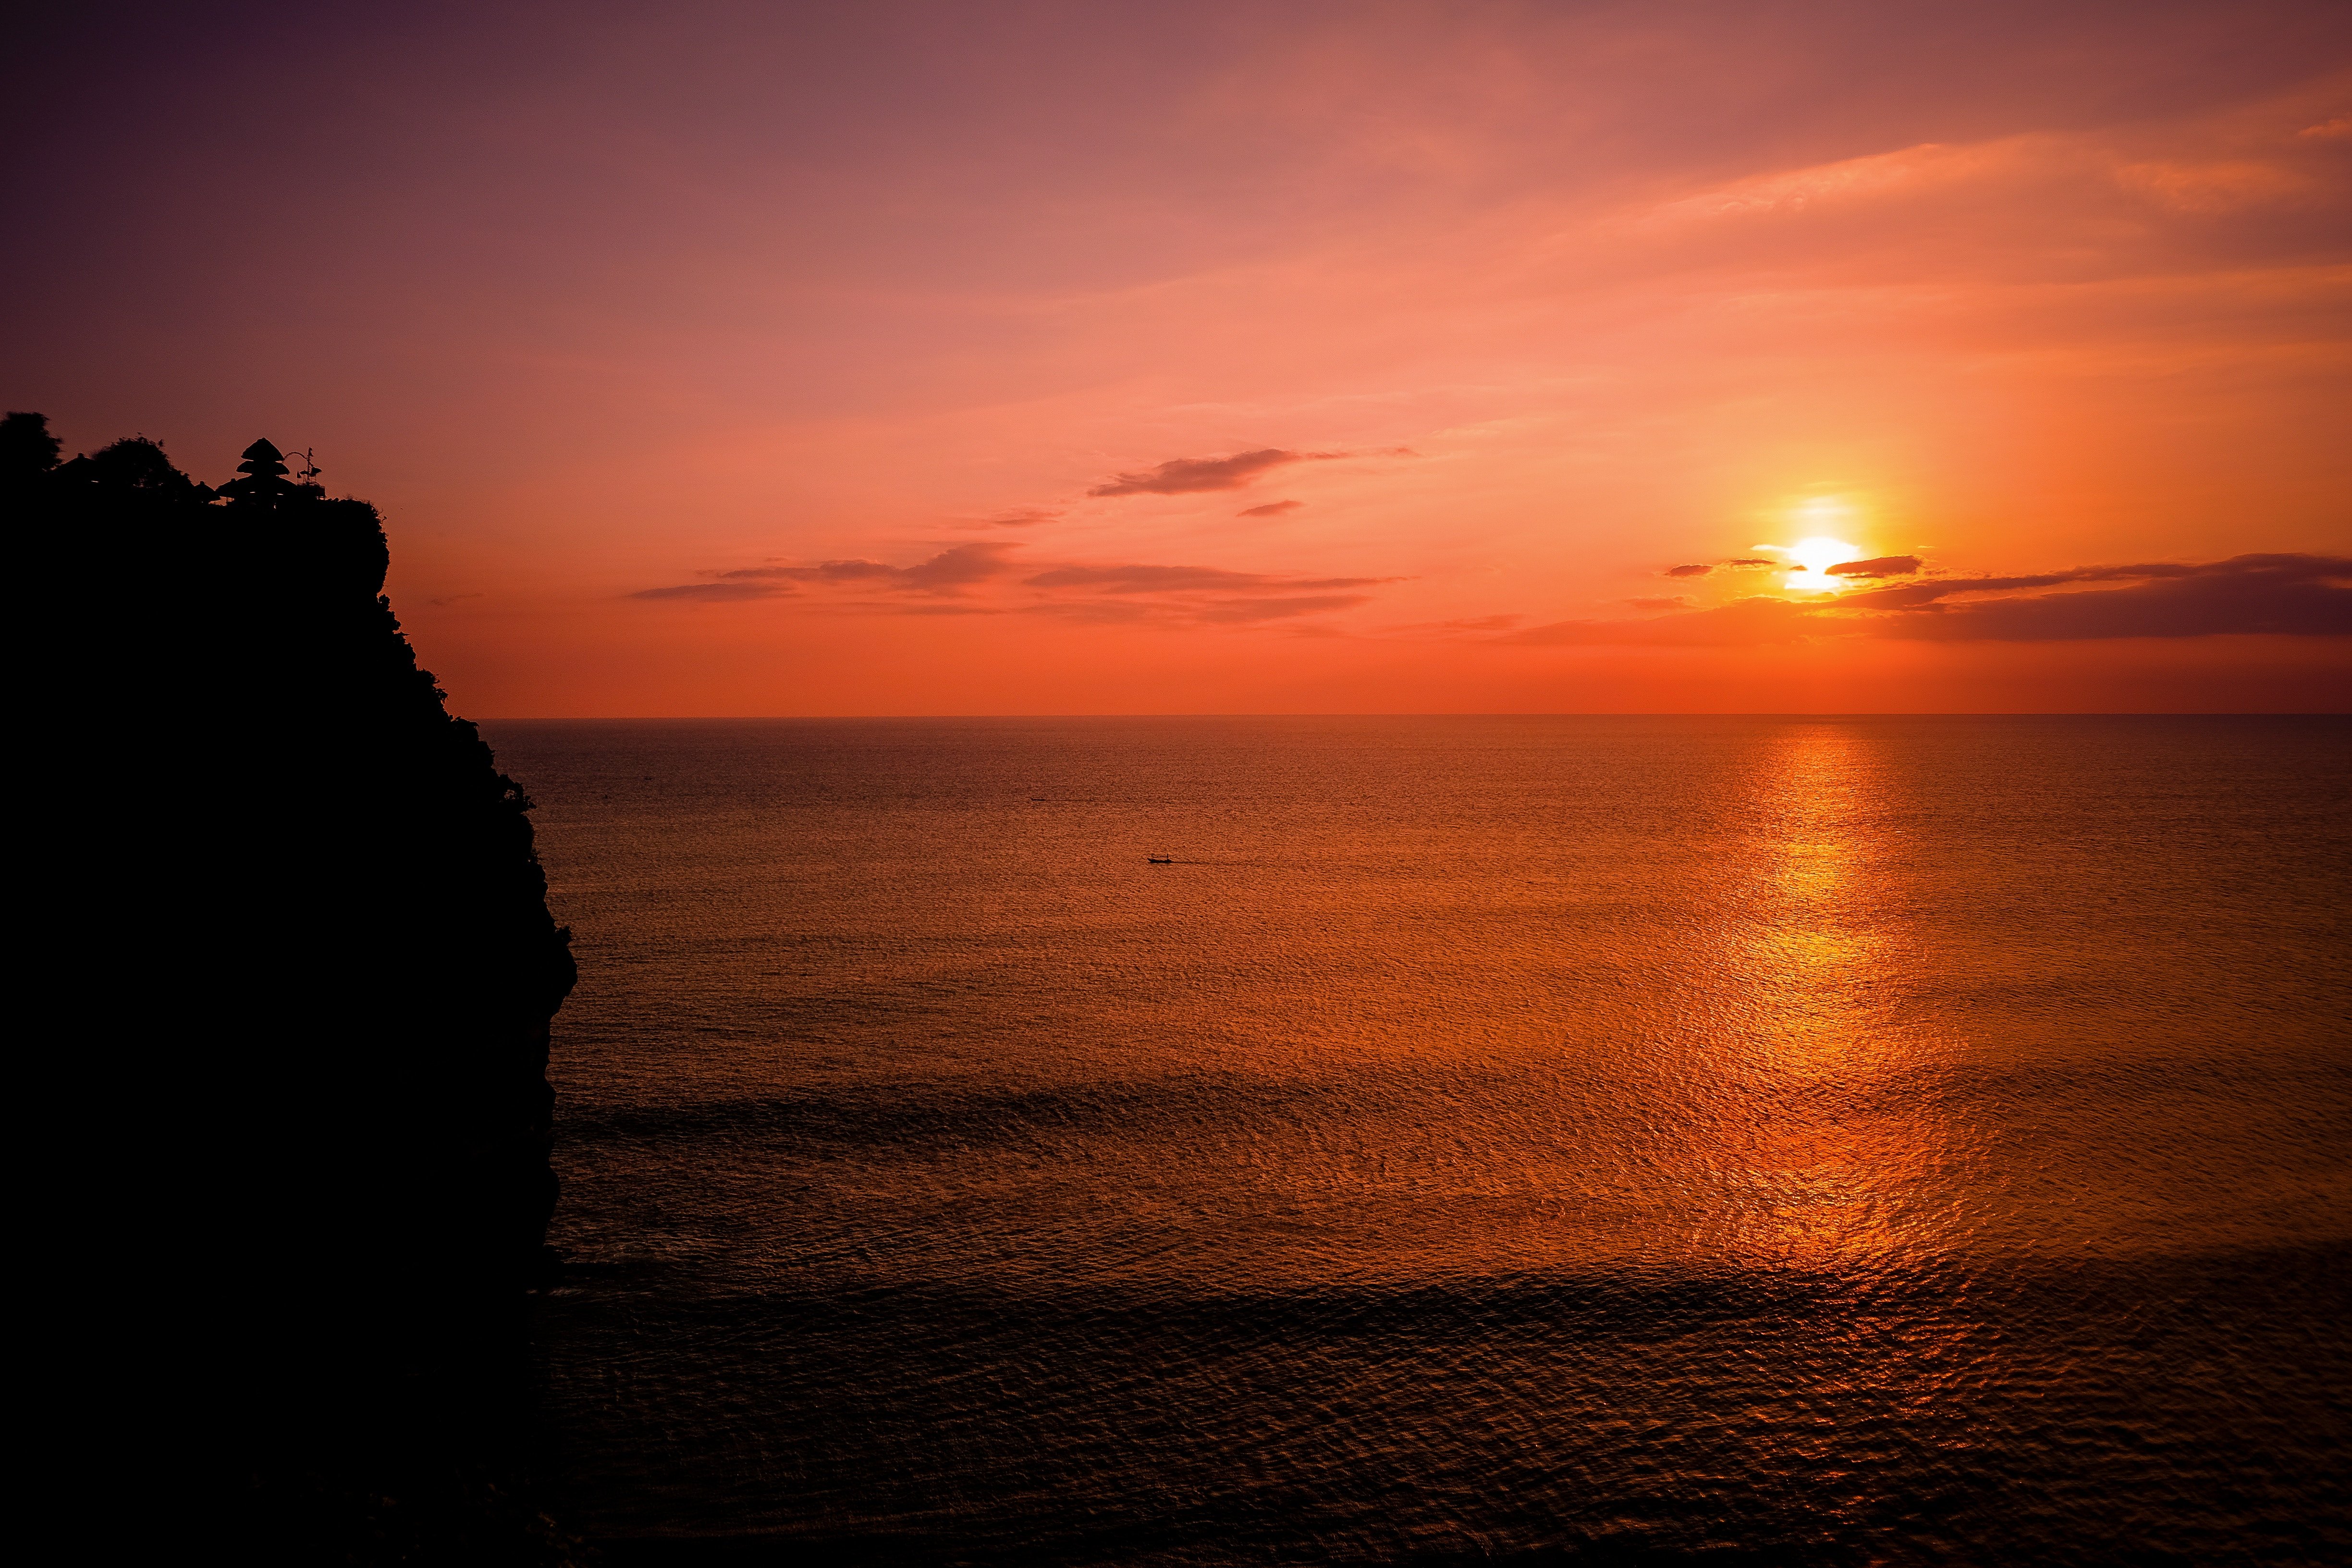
[9,0,2348,713]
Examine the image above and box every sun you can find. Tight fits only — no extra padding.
[1757,498,1867,593]
[1786,536,1861,576]
[1775,534,1864,593]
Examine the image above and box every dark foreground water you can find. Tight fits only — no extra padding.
[483,716,2352,1565]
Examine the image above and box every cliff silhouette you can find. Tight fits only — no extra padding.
[8,414,583,1559]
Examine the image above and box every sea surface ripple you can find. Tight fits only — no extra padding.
[485,715,2352,1565]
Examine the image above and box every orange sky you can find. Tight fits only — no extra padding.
[9,1,2349,712]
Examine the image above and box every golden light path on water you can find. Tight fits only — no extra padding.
[1662,726,1991,1528]
[1685,723,1960,1275]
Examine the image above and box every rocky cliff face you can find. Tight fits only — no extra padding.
[10,414,575,1401]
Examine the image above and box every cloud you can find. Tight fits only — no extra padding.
[1824,561,2206,614]
[1827,555,1922,578]
[1384,613,1527,636]
[1500,554,2352,646]
[1240,500,1303,517]
[1641,140,1990,227]
[633,543,1020,601]
[1503,597,1813,647]
[1087,448,1332,496]
[640,542,1405,628]
[713,542,1022,594]
[1022,563,1394,594]
[1196,594,1373,624]
[1626,596,1692,611]
[1669,559,1784,577]
[952,508,1059,530]
[1846,553,2352,641]
[1018,557,1403,628]
[1025,600,1156,625]
[1024,591,1372,626]
[2115,158,2310,214]
[630,580,793,602]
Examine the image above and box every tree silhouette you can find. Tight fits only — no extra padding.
[1,408,62,476]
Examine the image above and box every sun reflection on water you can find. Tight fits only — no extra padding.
[1685,723,1955,1276]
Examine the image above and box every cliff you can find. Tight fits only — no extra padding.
[8,414,581,1557]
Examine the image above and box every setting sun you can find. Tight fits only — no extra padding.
[1765,534,1868,594]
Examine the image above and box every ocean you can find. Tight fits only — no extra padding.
[481,716,2352,1565]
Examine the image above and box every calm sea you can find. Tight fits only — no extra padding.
[482,716,2352,1565]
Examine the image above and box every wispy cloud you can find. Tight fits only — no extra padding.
[1022,563,1394,594]
[1015,559,1400,627]
[1827,555,1922,578]
[950,507,1060,530]
[1503,597,1814,647]
[1667,558,1782,578]
[1027,593,1377,627]
[1239,499,1303,517]
[631,580,795,602]
[1195,594,1374,624]
[636,545,1404,629]
[712,542,1022,594]
[1087,448,1333,496]
[1385,613,1528,637]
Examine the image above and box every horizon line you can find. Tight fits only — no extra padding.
[476,710,2352,722]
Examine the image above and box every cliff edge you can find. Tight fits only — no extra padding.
[9,413,580,1555]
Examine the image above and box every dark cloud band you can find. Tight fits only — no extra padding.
[1507,554,2352,646]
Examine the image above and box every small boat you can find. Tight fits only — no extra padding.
[1147,856,1173,864]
